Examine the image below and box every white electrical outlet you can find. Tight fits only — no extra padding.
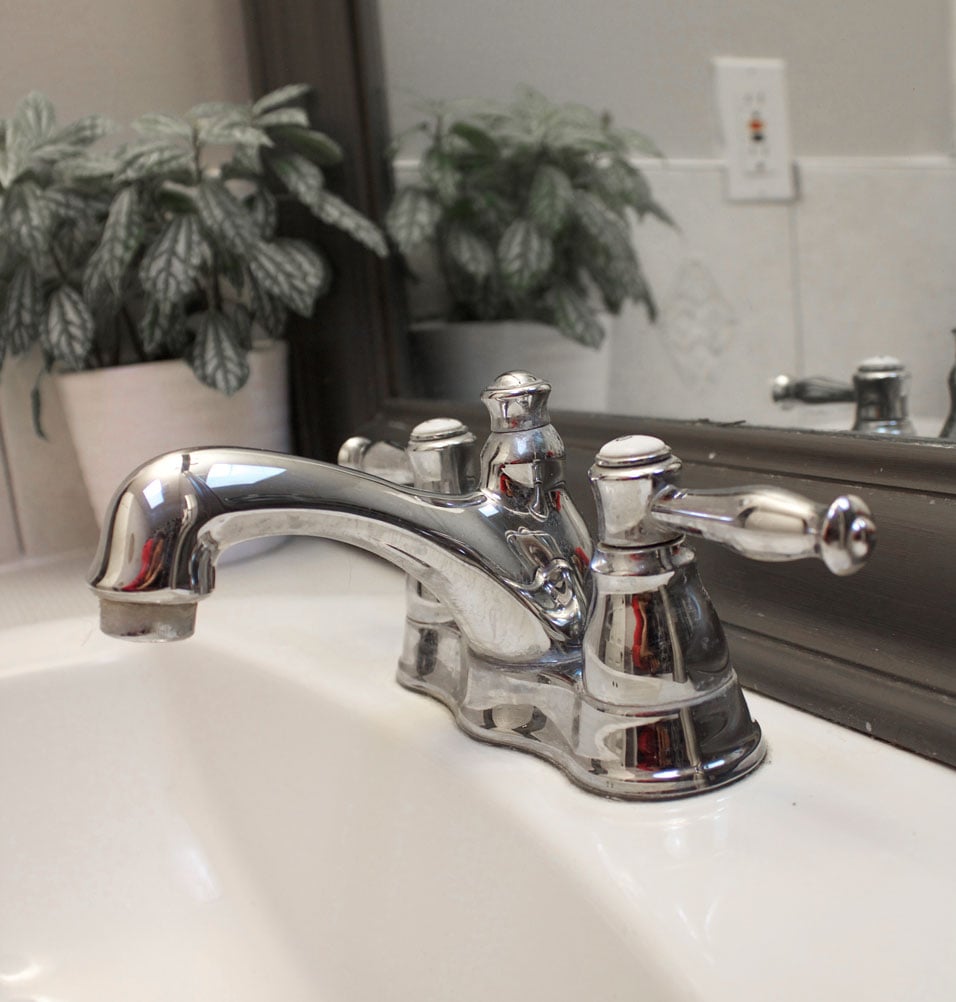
[714,57,795,202]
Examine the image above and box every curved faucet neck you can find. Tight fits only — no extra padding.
[89,448,593,661]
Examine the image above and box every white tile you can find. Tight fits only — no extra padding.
[794,162,956,430]
[608,164,799,426]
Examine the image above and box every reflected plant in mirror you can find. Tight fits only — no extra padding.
[0,87,387,434]
[385,87,673,404]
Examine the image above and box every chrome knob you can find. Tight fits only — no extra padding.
[480,370,552,431]
[406,417,477,493]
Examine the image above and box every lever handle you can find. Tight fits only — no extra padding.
[651,485,874,575]
[772,374,855,407]
[338,437,414,484]
[339,419,477,493]
[589,435,875,576]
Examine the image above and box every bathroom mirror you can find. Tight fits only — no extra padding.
[245,0,955,768]
[375,0,956,440]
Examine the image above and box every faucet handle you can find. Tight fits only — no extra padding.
[406,418,477,493]
[340,419,477,493]
[338,436,414,484]
[773,356,915,435]
[772,373,856,407]
[590,435,876,575]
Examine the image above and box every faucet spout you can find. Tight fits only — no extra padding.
[88,446,592,661]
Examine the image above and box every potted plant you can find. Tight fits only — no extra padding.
[0,87,387,523]
[385,86,672,408]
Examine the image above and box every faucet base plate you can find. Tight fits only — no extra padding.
[398,621,767,801]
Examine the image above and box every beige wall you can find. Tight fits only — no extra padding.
[0,0,251,124]
[0,0,252,563]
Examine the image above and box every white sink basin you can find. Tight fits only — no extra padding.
[1,541,953,1001]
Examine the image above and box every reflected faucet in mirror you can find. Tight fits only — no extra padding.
[88,371,876,800]
[772,356,915,435]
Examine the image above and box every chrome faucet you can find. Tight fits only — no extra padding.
[772,355,916,435]
[89,371,876,800]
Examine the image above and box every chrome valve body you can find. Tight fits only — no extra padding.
[89,372,876,799]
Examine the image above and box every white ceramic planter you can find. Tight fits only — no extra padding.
[409,320,613,412]
[56,341,291,529]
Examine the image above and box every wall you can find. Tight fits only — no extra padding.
[0,0,252,564]
[382,0,956,428]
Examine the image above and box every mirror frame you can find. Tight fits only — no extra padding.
[243,0,956,768]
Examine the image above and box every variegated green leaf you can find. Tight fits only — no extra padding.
[448,121,499,158]
[446,225,494,280]
[194,179,259,255]
[572,189,631,257]
[0,149,17,188]
[247,270,288,338]
[82,247,115,310]
[527,164,573,235]
[187,100,239,121]
[138,300,186,354]
[252,83,311,117]
[267,125,342,166]
[312,191,387,257]
[221,144,262,180]
[254,107,309,129]
[41,187,88,224]
[50,114,115,147]
[385,187,441,253]
[269,152,324,210]
[248,239,327,316]
[5,181,54,265]
[43,285,94,369]
[91,187,143,296]
[497,219,553,293]
[54,152,118,181]
[189,310,249,394]
[139,213,208,305]
[199,117,272,148]
[1,263,43,355]
[131,112,194,140]
[421,150,460,205]
[228,303,254,350]
[115,141,195,183]
[10,91,56,151]
[246,187,278,239]
[544,284,605,348]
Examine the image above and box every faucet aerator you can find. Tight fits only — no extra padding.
[98,598,197,642]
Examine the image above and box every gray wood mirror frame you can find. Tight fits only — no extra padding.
[242,0,956,767]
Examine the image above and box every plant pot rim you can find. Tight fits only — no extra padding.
[54,338,285,385]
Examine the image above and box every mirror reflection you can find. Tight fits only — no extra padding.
[379,0,956,440]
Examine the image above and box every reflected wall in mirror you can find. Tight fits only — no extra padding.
[380,0,956,438]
